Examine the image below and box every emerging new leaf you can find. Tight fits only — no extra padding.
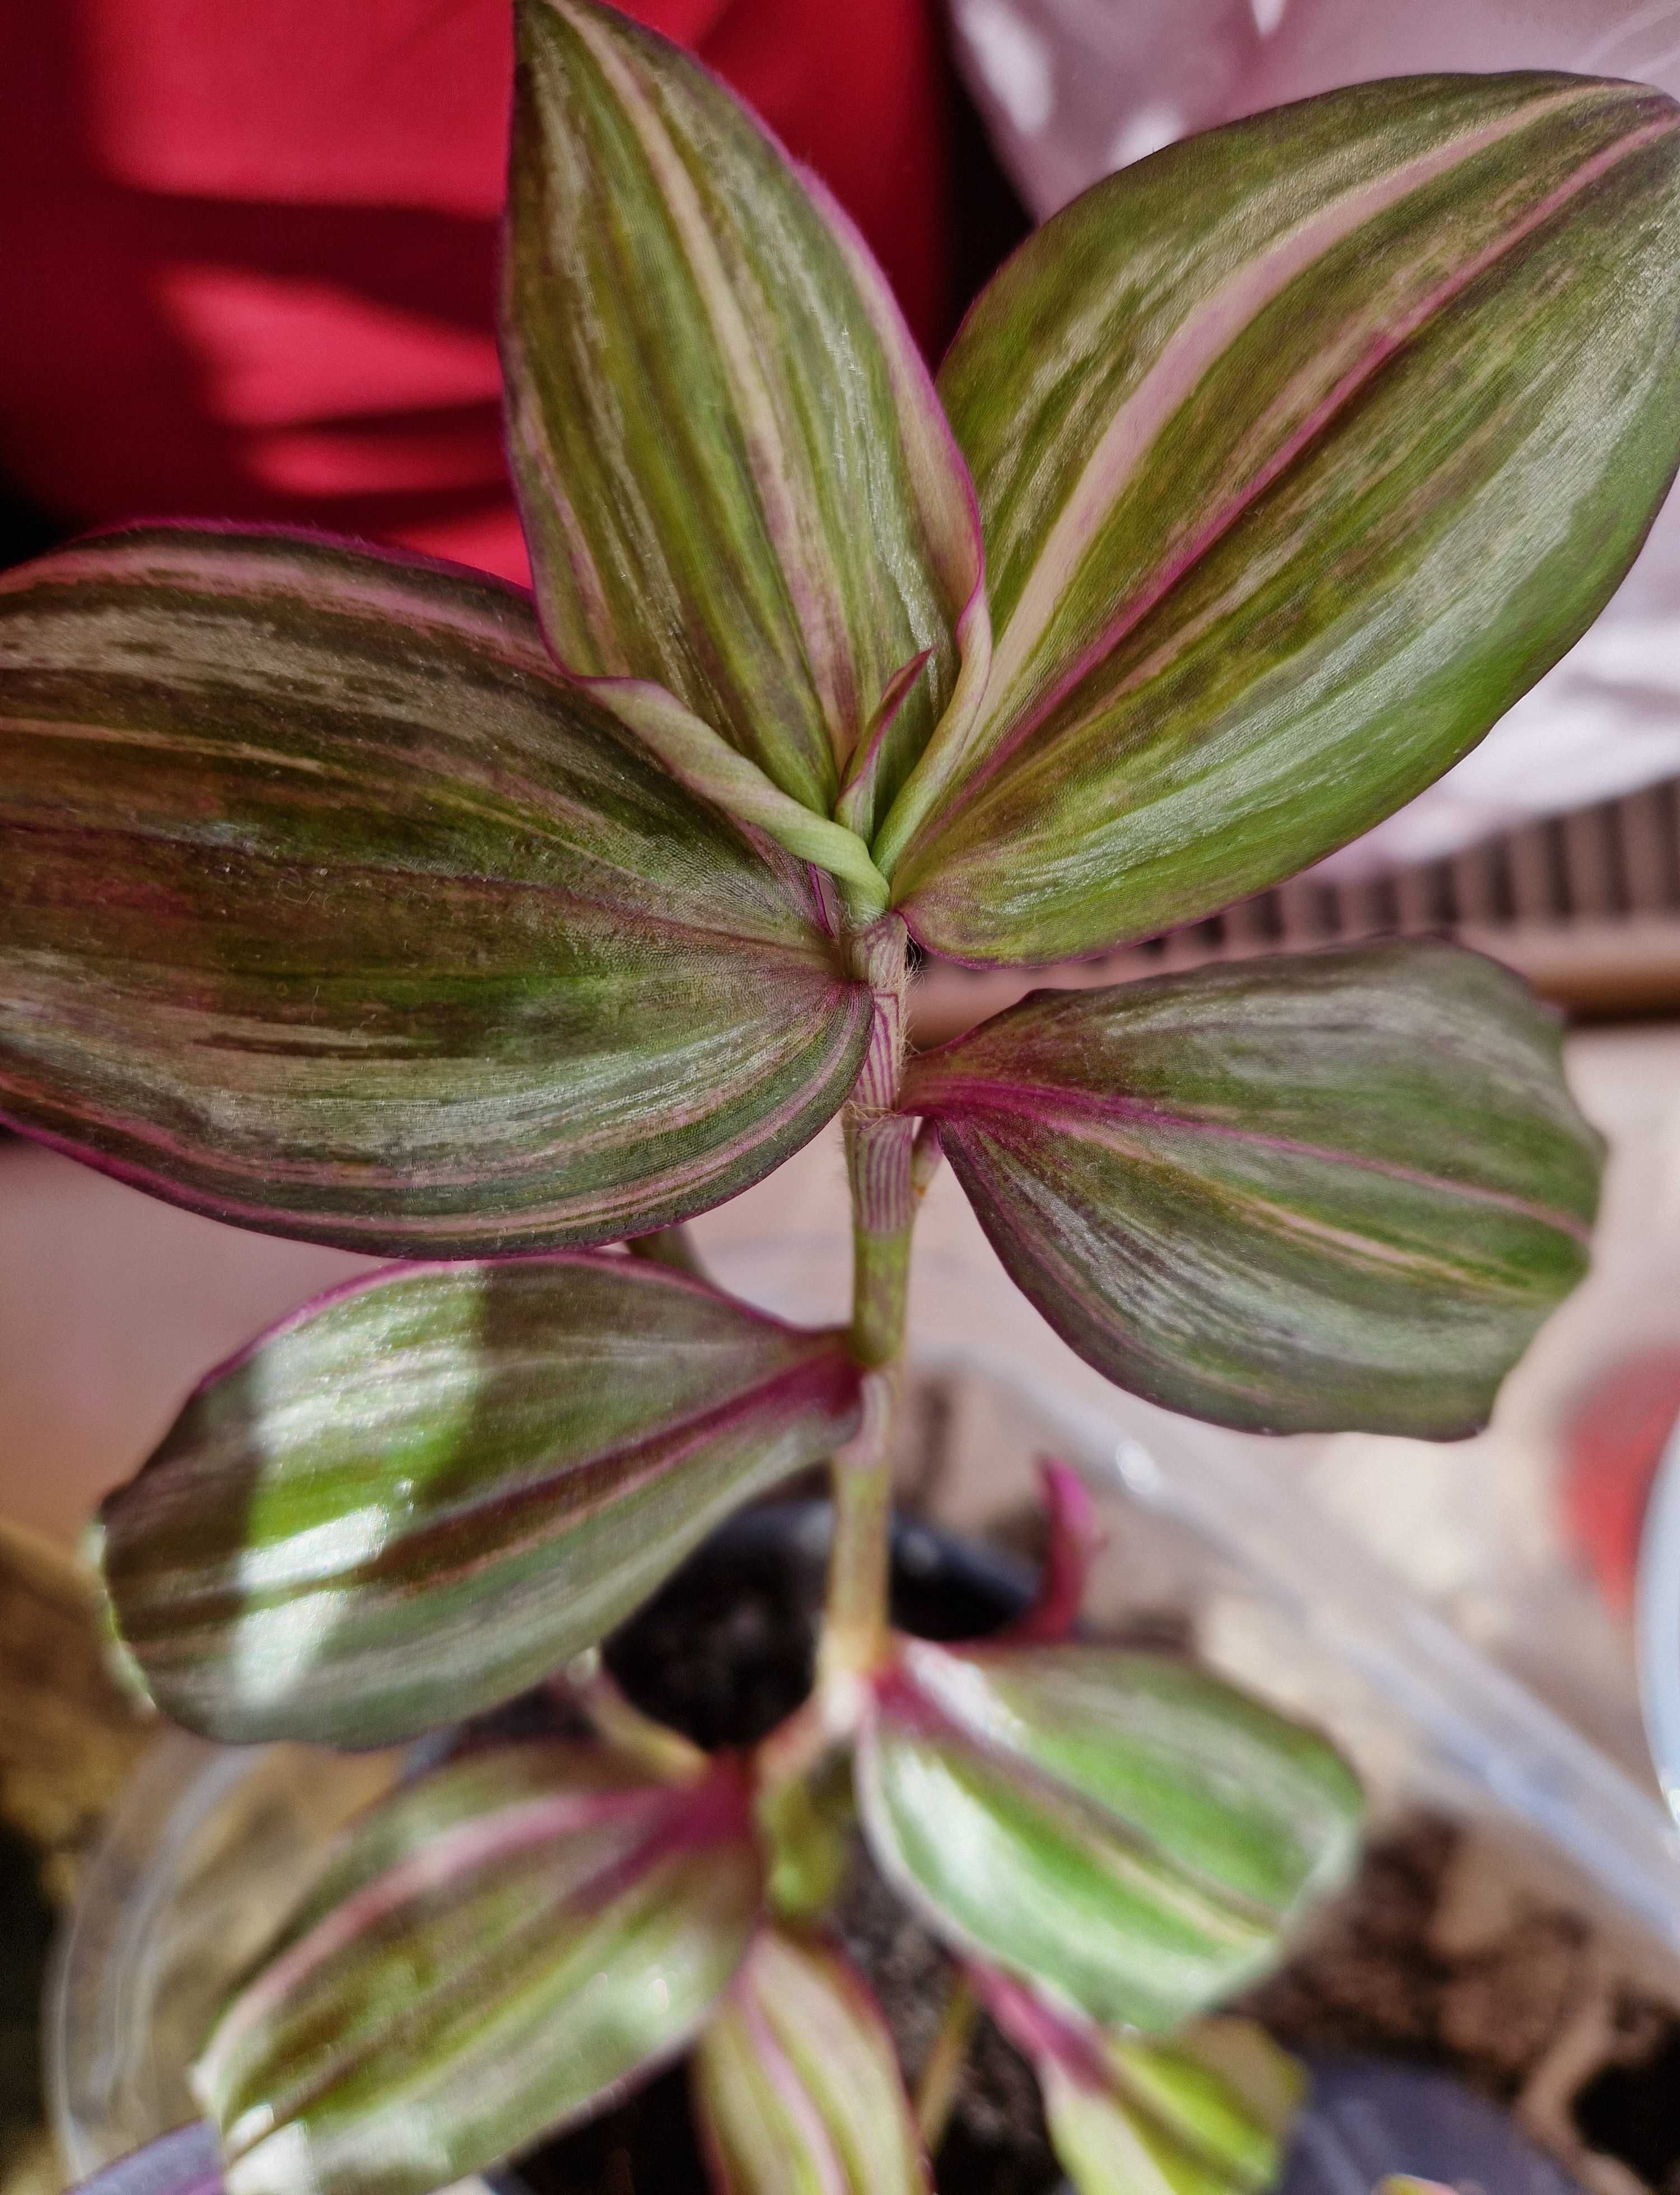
[96,1255,862,1746]
[194,1743,761,2195]
[0,529,871,1254]
[692,1928,930,2195]
[902,943,1602,1437]
[885,73,1680,960]
[856,1639,1361,2034]
[998,1459,1103,1645]
[504,0,981,826]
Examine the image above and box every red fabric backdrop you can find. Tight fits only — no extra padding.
[0,2,952,581]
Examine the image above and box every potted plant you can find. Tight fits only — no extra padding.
[4,5,1679,2189]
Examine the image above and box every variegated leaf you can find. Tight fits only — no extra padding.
[983,1974,1304,2195]
[1114,2017,1306,2175]
[1039,2061,1262,2195]
[857,1638,1361,2034]
[194,1743,762,2195]
[0,528,871,1254]
[692,1928,930,2195]
[503,0,982,825]
[96,1254,862,1746]
[884,73,1680,960]
[901,943,1602,1437]
[1096,2031,1302,2191]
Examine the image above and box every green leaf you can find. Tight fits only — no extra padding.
[1137,2018,1305,2167]
[96,1254,862,1746]
[1039,2059,1254,2195]
[692,1928,930,2195]
[885,73,1680,960]
[0,528,871,1253]
[194,1742,762,2195]
[857,1638,1361,2034]
[982,1975,1304,2195]
[901,942,1602,1437]
[503,0,981,825]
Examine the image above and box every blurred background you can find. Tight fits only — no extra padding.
[10,3,1680,2187]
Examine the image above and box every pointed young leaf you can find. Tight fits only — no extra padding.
[693,1928,931,2195]
[0,529,870,1254]
[503,0,979,821]
[857,1638,1361,2034]
[889,74,1680,959]
[1100,2031,1301,2190]
[998,1459,1103,1646]
[97,1254,862,1746]
[902,943,1602,1438]
[194,1743,761,2195]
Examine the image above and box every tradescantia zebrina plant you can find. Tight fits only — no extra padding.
[11,6,1679,2192]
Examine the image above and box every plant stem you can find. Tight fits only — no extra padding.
[915,1972,982,2151]
[820,916,914,1692]
[820,1371,898,1684]
[626,1222,706,1278]
[559,1648,708,1784]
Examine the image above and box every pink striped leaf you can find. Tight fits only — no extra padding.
[193,1742,762,2195]
[692,1927,930,2195]
[900,942,1602,1437]
[0,527,871,1254]
[95,1254,862,1747]
[856,1637,1361,2037]
[503,0,982,832]
[982,1970,1304,2195]
[883,73,1680,961]
[982,1973,1304,2195]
